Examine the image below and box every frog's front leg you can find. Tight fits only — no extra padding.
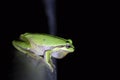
[44,50,55,72]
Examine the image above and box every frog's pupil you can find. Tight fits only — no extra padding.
[66,44,71,48]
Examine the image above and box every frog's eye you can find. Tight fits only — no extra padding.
[66,43,71,49]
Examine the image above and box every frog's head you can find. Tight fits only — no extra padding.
[51,39,75,59]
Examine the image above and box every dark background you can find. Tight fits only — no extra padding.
[0,0,114,80]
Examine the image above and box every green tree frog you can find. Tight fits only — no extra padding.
[12,33,75,72]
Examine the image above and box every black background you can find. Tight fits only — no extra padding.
[0,0,115,80]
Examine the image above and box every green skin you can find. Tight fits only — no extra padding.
[12,33,75,72]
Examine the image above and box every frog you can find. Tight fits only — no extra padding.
[12,33,75,72]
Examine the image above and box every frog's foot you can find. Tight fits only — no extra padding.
[46,62,55,72]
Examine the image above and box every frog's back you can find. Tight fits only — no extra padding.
[22,33,67,46]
